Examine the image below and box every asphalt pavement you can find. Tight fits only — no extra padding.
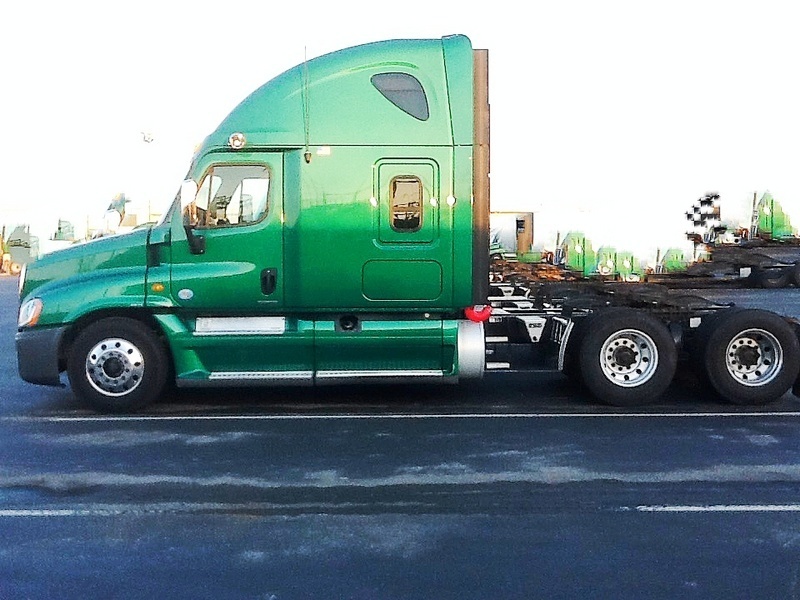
[4,276,800,599]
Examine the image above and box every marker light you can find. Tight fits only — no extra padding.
[228,132,246,149]
[18,298,43,328]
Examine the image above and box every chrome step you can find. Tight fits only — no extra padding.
[485,361,512,370]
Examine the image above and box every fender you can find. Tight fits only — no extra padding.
[24,266,148,327]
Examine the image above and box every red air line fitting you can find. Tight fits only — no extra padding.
[465,305,493,323]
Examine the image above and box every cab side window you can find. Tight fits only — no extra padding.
[193,165,270,228]
[390,176,422,232]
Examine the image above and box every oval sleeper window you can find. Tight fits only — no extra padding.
[371,73,429,121]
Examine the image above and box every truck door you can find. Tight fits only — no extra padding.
[171,153,284,310]
[168,152,313,380]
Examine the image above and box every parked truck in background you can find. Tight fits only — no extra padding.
[490,212,533,260]
[15,35,800,412]
[4,225,38,275]
[2,220,77,275]
[711,191,800,288]
[493,191,800,288]
[646,192,800,289]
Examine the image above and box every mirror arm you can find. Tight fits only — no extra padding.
[178,179,204,254]
[184,225,206,255]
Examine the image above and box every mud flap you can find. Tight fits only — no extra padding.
[793,322,800,398]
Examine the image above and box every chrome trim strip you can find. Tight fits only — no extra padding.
[195,317,286,336]
[316,370,444,379]
[486,362,511,370]
[177,370,313,388]
[208,370,313,380]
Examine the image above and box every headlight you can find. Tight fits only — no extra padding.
[18,298,43,328]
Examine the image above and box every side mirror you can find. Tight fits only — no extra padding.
[179,179,205,255]
[180,179,198,212]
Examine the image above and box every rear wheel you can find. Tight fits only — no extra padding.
[67,317,169,413]
[752,266,790,289]
[578,308,677,406]
[702,309,800,405]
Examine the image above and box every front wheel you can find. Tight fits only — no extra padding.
[702,309,800,405]
[578,308,677,406]
[66,317,169,413]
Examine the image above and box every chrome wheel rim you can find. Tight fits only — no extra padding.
[599,329,658,387]
[85,338,145,397]
[725,328,783,387]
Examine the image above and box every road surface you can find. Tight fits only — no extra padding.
[4,276,800,599]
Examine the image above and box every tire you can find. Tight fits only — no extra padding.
[67,317,169,413]
[752,267,790,289]
[578,308,677,406]
[791,262,800,287]
[9,262,22,275]
[702,308,800,405]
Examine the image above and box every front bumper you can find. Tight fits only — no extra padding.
[16,325,68,386]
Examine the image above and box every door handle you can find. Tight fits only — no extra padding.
[261,268,277,295]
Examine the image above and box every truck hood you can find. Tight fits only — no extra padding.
[20,227,151,301]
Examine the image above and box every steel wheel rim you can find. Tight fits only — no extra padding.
[599,329,658,387]
[724,328,783,387]
[85,337,145,397]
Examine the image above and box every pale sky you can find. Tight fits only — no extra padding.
[3,0,799,264]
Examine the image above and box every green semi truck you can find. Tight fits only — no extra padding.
[15,35,800,412]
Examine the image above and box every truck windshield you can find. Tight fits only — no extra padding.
[156,187,183,227]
